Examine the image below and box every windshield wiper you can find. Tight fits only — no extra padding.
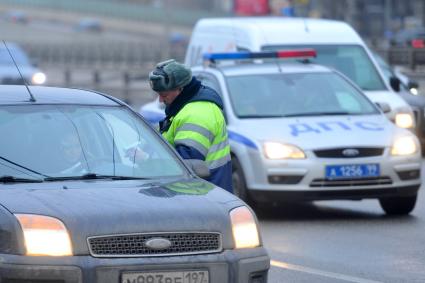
[0,175,43,183]
[44,173,150,182]
[0,156,49,178]
[283,111,351,117]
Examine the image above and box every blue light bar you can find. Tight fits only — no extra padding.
[203,49,317,62]
[203,52,252,61]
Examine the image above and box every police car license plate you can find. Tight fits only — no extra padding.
[121,270,209,283]
[325,164,380,179]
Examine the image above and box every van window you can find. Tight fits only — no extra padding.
[262,45,386,91]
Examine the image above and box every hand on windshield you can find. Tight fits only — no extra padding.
[125,146,150,162]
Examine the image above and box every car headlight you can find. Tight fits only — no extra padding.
[391,136,418,156]
[395,112,414,129]
[31,72,46,85]
[15,214,73,256]
[230,206,260,249]
[263,142,305,159]
[410,87,419,95]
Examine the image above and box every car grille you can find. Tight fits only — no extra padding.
[411,108,422,134]
[310,177,392,187]
[415,108,425,135]
[314,147,384,158]
[87,232,222,257]
[413,108,419,125]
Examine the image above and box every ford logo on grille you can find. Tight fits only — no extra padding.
[342,148,360,157]
[145,238,172,250]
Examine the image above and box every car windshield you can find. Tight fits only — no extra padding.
[0,45,31,66]
[262,45,386,91]
[372,52,410,92]
[0,105,185,180]
[226,72,379,118]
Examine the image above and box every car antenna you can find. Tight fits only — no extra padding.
[2,41,36,102]
[256,22,284,73]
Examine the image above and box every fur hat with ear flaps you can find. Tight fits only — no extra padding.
[149,59,192,92]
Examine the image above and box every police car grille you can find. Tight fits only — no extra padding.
[314,147,384,158]
[310,177,392,187]
[88,232,222,257]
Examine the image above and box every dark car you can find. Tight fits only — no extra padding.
[373,52,425,151]
[74,18,103,33]
[0,85,269,282]
[0,42,46,85]
[390,27,425,48]
[4,10,29,24]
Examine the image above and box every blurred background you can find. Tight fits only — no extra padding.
[1,0,425,109]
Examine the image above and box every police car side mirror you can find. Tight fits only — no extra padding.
[375,102,391,113]
[390,76,401,92]
[185,159,210,178]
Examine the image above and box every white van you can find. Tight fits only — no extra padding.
[184,17,414,129]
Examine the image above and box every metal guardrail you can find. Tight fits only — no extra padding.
[49,68,152,108]
[22,41,187,68]
[24,42,425,71]
[377,48,425,70]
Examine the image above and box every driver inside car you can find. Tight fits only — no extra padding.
[59,132,89,175]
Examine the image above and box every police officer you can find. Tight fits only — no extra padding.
[149,59,233,193]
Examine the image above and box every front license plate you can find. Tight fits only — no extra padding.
[325,164,380,179]
[121,270,209,283]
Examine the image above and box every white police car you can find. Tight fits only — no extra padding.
[140,50,422,215]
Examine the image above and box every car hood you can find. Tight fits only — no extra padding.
[0,179,242,254]
[229,114,399,150]
[363,90,412,118]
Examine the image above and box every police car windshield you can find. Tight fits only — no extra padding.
[0,105,185,180]
[262,45,386,91]
[226,72,379,118]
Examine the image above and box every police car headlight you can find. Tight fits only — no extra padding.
[391,136,418,156]
[395,112,414,129]
[263,142,305,159]
[15,214,73,256]
[230,206,260,249]
[31,72,46,85]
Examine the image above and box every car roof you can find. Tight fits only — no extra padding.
[193,62,333,77]
[195,17,361,45]
[0,85,119,105]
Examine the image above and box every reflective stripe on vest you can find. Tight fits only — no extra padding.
[163,101,231,169]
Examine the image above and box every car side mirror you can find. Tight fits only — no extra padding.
[375,102,391,113]
[390,76,401,92]
[184,159,210,178]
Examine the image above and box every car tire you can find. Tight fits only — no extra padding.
[379,194,417,215]
[232,157,255,206]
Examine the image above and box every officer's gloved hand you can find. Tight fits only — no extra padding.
[125,143,150,163]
